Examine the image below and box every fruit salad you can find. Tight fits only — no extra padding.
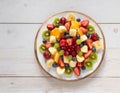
[39,13,102,76]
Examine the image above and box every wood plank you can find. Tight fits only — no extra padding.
[0,24,120,77]
[0,77,120,93]
[0,0,120,23]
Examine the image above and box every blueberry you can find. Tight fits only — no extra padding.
[86,33,91,38]
[79,43,84,48]
[57,47,61,51]
[60,55,63,60]
[51,43,54,46]
[72,57,77,61]
[42,39,47,43]
[65,34,70,39]
[55,23,60,28]
[76,34,80,39]
[81,66,86,70]
[64,32,69,35]
[52,62,58,68]
[76,18,81,22]
[56,38,60,43]
[92,47,96,52]
[65,64,70,69]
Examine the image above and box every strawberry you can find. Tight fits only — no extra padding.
[77,62,84,67]
[90,33,99,41]
[86,39,93,49]
[47,24,54,31]
[66,39,72,46]
[84,50,92,59]
[65,21,71,31]
[58,59,65,68]
[45,42,51,48]
[74,67,81,76]
[60,39,66,47]
[80,27,88,34]
[81,20,89,27]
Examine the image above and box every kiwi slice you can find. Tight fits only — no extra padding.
[39,44,46,53]
[53,18,60,26]
[84,60,93,70]
[89,53,98,62]
[87,25,95,34]
[42,30,50,40]
[54,43,60,49]
[64,67,73,76]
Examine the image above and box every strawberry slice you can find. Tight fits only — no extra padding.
[86,39,93,49]
[80,27,88,34]
[84,50,92,59]
[66,39,72,46]
[58,59,65,68]
[47,24,54,31]
[60,39,66,47]
[65,21,71,31]
[74,67,81,76]
[45,42,51,48]
[81,20,89,27]
[77,62,84,67]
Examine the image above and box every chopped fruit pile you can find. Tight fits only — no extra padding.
[39,13,102,76]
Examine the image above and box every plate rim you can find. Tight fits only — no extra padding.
[34,10,106,81]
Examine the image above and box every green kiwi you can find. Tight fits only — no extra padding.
[59,50,64,56]
[68,55,72,61]
[42,30,50,40]
[77,51,83,56]
[89,53,98,62]
[54,43,60,49]
[64,67,73,76]
[39,44,46,53]
[52,18,60,26]
[84,60,93,70]
[87,25,95,34]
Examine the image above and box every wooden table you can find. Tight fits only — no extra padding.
[0,0,120,92]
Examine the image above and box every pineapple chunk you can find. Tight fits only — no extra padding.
[69,29,77,37]
[81,45,88,53]
[69,61,77,68]
[76,55,85,62]
[59,26,67,33]
[80,35,88,42]
[50,35,56,43]
[93,41,102,51]
[63,56,69,63]
[56,67,65,75]
[54,52,60,63]
[48,47,57,55]
[46,58,54,67]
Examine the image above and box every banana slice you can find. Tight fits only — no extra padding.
[56,67,65,75]
[81,45,88,53]
[48,47,57,55]
[54,52,60,63]
[50,35,56,43]
[80,35,88,42]
[59,26,67,33]
[93,41,102,51]
[69,29,77,37]
[69,61,77,68]
[46,58,54,67]
[76,55,85,62]
[63,56,69,63]
[67,13,76,21]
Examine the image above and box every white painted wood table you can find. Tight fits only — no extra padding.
[0,0,120,93]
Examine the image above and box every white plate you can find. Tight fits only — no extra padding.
[34,11,106,81]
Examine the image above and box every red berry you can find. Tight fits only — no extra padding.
[58,59,65,68]
[77,62,84,67]
[74,67,81,76]
[64,51,69,56]
[81,20,89,27]
[47,24,54,31]
[80,27,88,34]
[75,45,80,51]
[60,35,66,40]
[65,21,71,30]
[60,40,66,47]
[60,17,66,25]
[84,50,92,59]
[72,37,77,44]
[71,51,77,57]
[90,33,99,41]
[43,51,51,59]
[86,39,93,49]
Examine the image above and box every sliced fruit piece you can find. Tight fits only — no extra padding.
[39,44,46,53]
[60,39,67,47]
[77,28,83,36]
[68,55,72,61]
[76,55,85,62]
[54,43,60,49]
[56,67,65,75]
[80,35,88,42]
[81,45,88,53]
[89,53,98,62]
[42,30,50,40]
[45,42,51,48]
[58,59,65,68]
[69,29,77,37]
[69,61,77,68]
[86,39,93,49]
[80,27,88,34]
[46,58,54,67]
[65,21,71,31]
[77,51,83,56]
[60,17,66,25]
[66,39,72,46]
[67,13,76,21]
[50,35,56,43]
[48,47,57,55]
[84,60,93,70]
[93,41,102,51]
[84,50,92,59]
[47,24,55,31]
[43,51,51,59]
[64,67,73,76]
[90,33,99,41]
[76,39,82,45]
[63,56,69,63]
[52,18,60,26]
[51,28,61,38]
[70,21,80,29]
[59,50,64,56]
[59,26,67,33]
[54,52,60,63]
[81,20,89,27]
[74,67,81,76]
[77,62,84,67]
[87,25,95,34]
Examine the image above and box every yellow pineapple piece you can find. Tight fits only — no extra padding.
[54,52,60,63]
[51,28,61,38]
[70,21,80,29]
[77,28,83,36]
